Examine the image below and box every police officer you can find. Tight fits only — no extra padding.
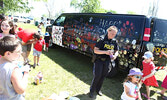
[89,26,119,98]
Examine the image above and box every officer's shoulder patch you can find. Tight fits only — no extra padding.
[97,35,105,42]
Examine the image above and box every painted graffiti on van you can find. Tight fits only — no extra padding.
[52,26,64,46]
[62,17,139,56]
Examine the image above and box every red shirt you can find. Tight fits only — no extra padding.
[34,39,45,51]
[17,29,36,43]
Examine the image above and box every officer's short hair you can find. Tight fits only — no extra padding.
[107,26,118,33]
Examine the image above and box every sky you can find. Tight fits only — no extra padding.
[28,0,167,20]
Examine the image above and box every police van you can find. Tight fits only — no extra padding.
[46,13,167,77]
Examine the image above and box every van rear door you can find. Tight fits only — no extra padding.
[151,18,167,68]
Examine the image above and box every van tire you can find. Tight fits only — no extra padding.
[107,60,118,78]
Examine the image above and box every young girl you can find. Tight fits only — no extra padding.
[0,19,15,58]
[0,36,29,100]
[121,68,143,100]
[0,18,15,38]
[142,51,159,99]
[156,51,167,96]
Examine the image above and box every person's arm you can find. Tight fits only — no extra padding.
[21,40,34,45]
[11,67,29,94]
[94,47,111,55]
[112,50,119,60]
[43,40,46,51]
[137,91,142,100]
[124,85,137,98]
[161,51,167,58]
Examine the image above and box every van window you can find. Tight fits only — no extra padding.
[152,19,167,43]
[53,15,66,26]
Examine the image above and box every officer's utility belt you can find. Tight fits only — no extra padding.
[97,56,109,61]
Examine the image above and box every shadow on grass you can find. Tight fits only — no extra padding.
[43,46,127,99]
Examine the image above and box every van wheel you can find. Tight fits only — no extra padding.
[107,60,118,78]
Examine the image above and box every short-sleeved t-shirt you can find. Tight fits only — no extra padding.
[34,39,45,52]
[44,36,50,43]
[121,81,139,100]
[17,29,35,43]
[95,35,119,58]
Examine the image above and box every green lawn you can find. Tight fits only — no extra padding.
[16,23,167,100]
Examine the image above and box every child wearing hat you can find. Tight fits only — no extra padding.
[142,51,159,99]
[121,68,143,100]
[44,32,50,52]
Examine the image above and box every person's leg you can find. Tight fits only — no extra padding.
[37,56,40,66]
[46,43,49,52]
[22,45,28,64]
[33,48,38,68]
[37,51,41,66]
[34,56,37,65]
[89,60,103,97]
[146,85,150,99]
[26,44,32,62]
[96,60,110,94]
[161,75,167,95]
[26,51,30,59]
[47,47,48,52]
[161,88,167,95]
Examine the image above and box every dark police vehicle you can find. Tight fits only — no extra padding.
[46,13,167,77]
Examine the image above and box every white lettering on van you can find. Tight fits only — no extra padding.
[99,19,122,28]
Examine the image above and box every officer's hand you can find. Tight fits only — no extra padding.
[161,51,165,56]
[106,50,111,55]
[112,55,117,60]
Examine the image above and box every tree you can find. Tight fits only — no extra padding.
[147,0,159,17]
[70,0,101,13]
[127,11,136,14]
[0,0,33,15]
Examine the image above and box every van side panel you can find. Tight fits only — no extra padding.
[60,13,146,70]
[151,18,167,67]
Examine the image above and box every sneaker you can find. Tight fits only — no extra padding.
[96,91,103,96]
[37,63,40,66]
[142,93,150,99]
[33,64,36,69]
[27,59,31,63]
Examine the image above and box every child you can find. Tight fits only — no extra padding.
[37,22,43,35]
[33,35,45,68]
[121,68,143,100]
[44,32,50,52]
[0,36,29,100]
[0,18,15,38]
[142,51,159,99]
[156,51,167,96]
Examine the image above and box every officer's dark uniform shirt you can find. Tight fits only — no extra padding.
[95,35,119,59]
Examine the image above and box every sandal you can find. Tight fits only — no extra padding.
[142,93,150,99]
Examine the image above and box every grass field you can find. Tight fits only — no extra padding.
[17,23,167,100]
